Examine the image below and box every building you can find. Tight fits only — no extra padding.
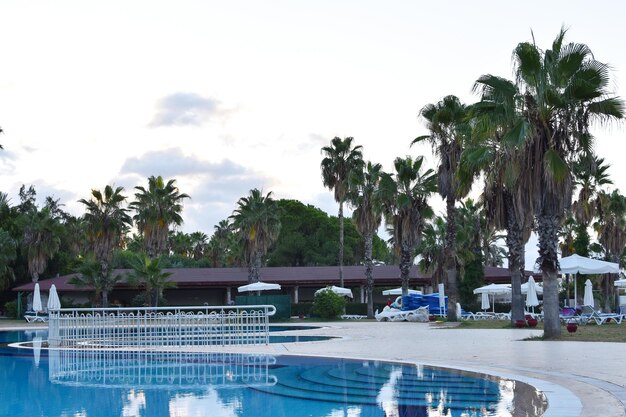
[13,265,522,308]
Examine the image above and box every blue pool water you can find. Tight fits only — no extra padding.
[0,330,545,417]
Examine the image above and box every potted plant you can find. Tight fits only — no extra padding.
[526,317,538,328]
[514,319,526,328]
[566,320,578,333]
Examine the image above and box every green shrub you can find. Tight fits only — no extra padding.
[344,303,386,315]
[3,300,18,319]
[311,290,346,319]
[291,303,312,317]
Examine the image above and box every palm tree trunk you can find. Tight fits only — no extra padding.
[505,202,525,323]
[364,231,374,318]
[338,200,344,287]
[445,195,458,321]
[102,290,109,308]
[100,261,109,308]
[537,213,561,338]
[400,243,411,296]
[254,250,262,282]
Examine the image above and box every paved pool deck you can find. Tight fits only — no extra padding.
[3,320,624,416]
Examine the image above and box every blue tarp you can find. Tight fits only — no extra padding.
[402,293,447,314]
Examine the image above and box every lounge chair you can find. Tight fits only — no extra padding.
[374,306,429,322]
[579,305,624,325]
[24,311,48,323]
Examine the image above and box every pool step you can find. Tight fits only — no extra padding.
[253,363,502,409]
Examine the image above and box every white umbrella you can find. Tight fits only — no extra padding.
[474,283,510,313]
[438,283,445,315]
[520,279,543,295]
[32,283,43,312]
[583,279,594,307]
[382,288,422,296]
[47,284,61,310]
[525,276,540,311]
[237,281,281,292]
[315,286,353,298]
[481,292,490,311]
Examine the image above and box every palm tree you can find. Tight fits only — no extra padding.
[480,29,624,337]
[572,154,612,228]
[189,231,209,261]
[20,207,62,282]
[126,253,175,307]
[594,190,626,311]
[0,228,16,290]
[230,189,281,283]
[464,74,534,324]
[131,176,190,259]
[417,216,447,289]
[321,136,364,287]
[69,257,110,307]
[379,156,437,295]
[211,219,232,267]
[79,185,132,307]
[414,95,471,320]
[349,161,383,318]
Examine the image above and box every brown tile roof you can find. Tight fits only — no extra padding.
[12,265,521,292]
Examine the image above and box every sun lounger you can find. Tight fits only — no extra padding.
[374,306,429,322]
[579,305,624,325]
[24,312,48,323]
[340,314,366,320]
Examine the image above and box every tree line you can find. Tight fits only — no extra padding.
[320,28,626,337]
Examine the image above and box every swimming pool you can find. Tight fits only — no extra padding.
[0,330,546,417]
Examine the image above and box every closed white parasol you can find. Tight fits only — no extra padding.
[47,284,61,310]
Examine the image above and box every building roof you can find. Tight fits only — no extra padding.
[13,265,521,292]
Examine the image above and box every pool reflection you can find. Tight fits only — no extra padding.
[49,350,278,389]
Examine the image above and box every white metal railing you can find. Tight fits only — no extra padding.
[48,349,277,389]
[47,305,276,348]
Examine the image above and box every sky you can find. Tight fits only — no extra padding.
[1,1,626,269]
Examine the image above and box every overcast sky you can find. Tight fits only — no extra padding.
[1,1,625,268]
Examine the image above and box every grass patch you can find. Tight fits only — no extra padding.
[455,319,626,342]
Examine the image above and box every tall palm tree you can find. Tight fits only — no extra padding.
[321,136,364,287]
[572,154,612,228]
[379,156,437,295]
[230,189,281,283]
[349,161,383,318]
[211,219,232,267]
[131,176,190,259]
[126,253,175,307]
[417,216,447,289]
[594,190,626,310]
[465,74,534,324]
[414,95,471,320]
[480,29,624,337]
[79,185,132,307]
[20,207,62,282]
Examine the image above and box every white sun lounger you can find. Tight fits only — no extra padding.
[374,306,429,322]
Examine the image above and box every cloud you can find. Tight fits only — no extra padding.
[120,148,246,178]
[118,149,274,234]
[149,92,221,127]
